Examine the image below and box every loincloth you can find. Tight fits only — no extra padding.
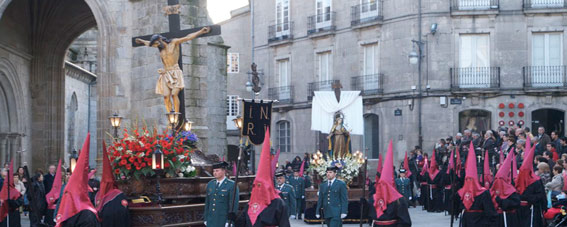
[156,64,184,95]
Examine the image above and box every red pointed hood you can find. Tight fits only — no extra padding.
[447,149,455,174]
[483,150,492,188]
[490,149,517,209]
[95,141,122,212]
[428,149,439,181]
[299,160,305,177]
[46,160,63,209]
[0,160,21,221]
[458,142,487,210]
[373,140,403,218]
[403,152,412,178]
[420,157,429,176]
[499,149,505,165]
[375,154,383,182]
[248,128,280,225]
[516,139,539,195]
[56,133,98,226]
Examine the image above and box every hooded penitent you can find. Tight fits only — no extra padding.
[0,160,21,221]
[373,140,403,218]
[516,138,539,195]
[490,150,517,209]
[46,160,63,209]
[458,142,487,210]
[247,128,280,225]
[375,154,383,182]
[55,133,99,227]
[95,141,123,212]
[428,149,439,181]
[403,151,412,178]
[420,157,429,176]
[299,160,305,177]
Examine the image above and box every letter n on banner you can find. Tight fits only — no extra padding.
[242,100,272,145]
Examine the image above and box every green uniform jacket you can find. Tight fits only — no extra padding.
[395,177,412,199]
[316,179,348,218]
[276,183,296,218]
[289,176,305,199]
[204,178,239,226]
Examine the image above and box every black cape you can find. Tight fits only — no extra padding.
[418,173,429,210]
[30,181,47,226]
[427,172,444,212]
[518,180,547,227]
[99,193,130,227]
[0,196,24,227]
[235,198,291,227]
[492,192,521,227]
[61,210,101,227]
[367,197,411,227]
[457,190,497,227]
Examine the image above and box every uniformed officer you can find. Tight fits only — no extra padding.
[315,166,348,227]
[275,170,296,219]
[204,162,239,227]
[289,168,305,219]
[395,168,412,203]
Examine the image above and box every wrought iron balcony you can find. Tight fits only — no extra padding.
[524,0,567,9]
[269,86,294,104]
[450,67,500,90]
[351,74,384,95]
[351,1,383,27]
[308,80,339,101]
[307,12,336,35]
[268,21,294,43]
[451,0,499,11]
[523,66,567,88]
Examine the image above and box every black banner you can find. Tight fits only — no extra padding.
[242,100,272,145]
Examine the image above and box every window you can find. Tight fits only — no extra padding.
[317,51,332,90]
[277,59,291,100]
[276,0,290,37]
[227,53,239,73]
[277,121,291,153]
[530,0,563,8]
[459,34,490,88]
[362,44,379,91]
[226,95,240,117]
[532,32,563,86]
[316,0,332,28]
[360,0,378,19]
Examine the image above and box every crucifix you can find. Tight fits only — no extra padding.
[332,81,342,102]
[132,0,221,126]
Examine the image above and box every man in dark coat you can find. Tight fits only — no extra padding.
[43,165,56,194]
[30,173,47,227]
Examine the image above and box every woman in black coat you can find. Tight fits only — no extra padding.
[29,173,47,227]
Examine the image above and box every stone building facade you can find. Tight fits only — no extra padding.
[222,0,567,167]
[0,0,228,170]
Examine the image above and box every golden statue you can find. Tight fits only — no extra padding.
[135,27,210,113]
[327,112,351,160]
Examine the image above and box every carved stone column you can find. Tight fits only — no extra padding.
[0,133,6,167]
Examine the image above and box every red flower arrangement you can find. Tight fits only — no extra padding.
[107,127,198,179]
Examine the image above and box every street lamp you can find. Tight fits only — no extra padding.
[152,148,164,204]
[166,111,180,136]
[408,49,419,65]
[183,119,193,132]
[109,113,123,139]
[69,149,78,173]
[233,115,244,131]
[245,81,253,92]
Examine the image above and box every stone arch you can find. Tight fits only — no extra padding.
[458,109,492,133]
[0,58,25,133]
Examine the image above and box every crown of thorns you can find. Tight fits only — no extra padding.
[334,112,344,119]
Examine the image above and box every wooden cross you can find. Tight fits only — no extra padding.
[131,0,221,126]
[332,81,342,102]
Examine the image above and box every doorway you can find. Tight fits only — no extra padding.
[532,109,564,137]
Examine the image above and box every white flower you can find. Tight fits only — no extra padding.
[178,173,184,177]
[180,166,186,172]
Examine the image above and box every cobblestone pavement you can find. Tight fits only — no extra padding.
[289,207,452,227]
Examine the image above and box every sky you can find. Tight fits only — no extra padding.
[207,0,249,23]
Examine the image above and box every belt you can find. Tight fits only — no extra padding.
[497,209,516,214]
[430,185,438,189]
[420,183,428,186]
[465,210,483,213]
[520,201,530,206]
[444,185,452,189]
[373,220,398,225]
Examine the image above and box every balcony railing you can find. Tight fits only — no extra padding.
[269,86,294,103]
[351,1,383,26]
[523,66,567,88]
[351,74,384,95]
[451,0,499,11]
[524,0,567,9]
[308,80,339,101]
[450,67,500,90]
[307,12,336,35]
[268,21,294,43]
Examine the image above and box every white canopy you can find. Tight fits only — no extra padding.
[311,91,363,135]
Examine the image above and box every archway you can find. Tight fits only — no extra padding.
[532,109,564,137]
[0,0,116,169]
[459,109,491,133]
[364,114,379,159]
